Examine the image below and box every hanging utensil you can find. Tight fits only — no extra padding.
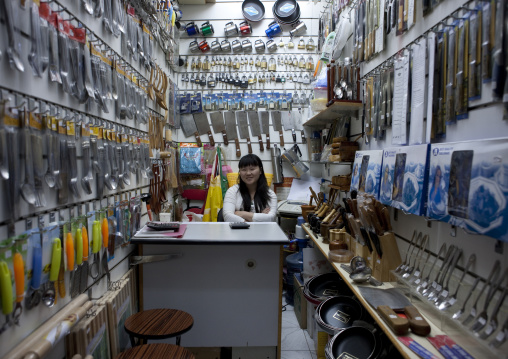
[248,111,264,151]
[193,113,215,146]
[210,112,228,145]
[236,111,252,154]
[471,267,507,333]
[2,0,24,72]
[67,140,81,198]
[42,238,61,307]
[271,111,284,147]
[0,261,13,333]
[224,111,241,157]
[32,131,47,207]
[479,269,508,339]
[21,115,37,206]
[437,253,475,311]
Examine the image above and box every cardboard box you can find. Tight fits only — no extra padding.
[293,274,307,329]
[350,150,384,198]
[427,138,508,242]
[379,144,430,215]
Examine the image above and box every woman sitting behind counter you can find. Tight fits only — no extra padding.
[223,154,278,222]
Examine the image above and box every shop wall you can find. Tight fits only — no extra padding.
[0,0,175,356]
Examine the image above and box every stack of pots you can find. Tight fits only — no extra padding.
[272,0,301,25]
[325,323,384,359]
[303,272,352,306]
[315,296,363,334]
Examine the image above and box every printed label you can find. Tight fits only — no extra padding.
[332,309,351,324]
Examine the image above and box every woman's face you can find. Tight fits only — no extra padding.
[239,165,261,186]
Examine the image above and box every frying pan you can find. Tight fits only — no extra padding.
[304,272,352,305]
[242,0,265,22]
[316,296,363,334]
[326,326,378,359]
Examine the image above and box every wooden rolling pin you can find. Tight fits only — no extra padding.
[3,294,90,359]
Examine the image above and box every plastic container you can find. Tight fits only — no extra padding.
[285,235,308,305]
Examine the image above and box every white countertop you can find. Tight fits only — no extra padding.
[131,222,290,244]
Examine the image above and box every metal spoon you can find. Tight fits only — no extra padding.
[3,0,24,72]
[432,248,463,304]
[471,266,506,332]
[395,230,417,273]
[81,140,93,194]
[0,128,9,180]
[20,126,37,205]
[452,276,481,320]
[479,269,508,339]
[437,254,476,311]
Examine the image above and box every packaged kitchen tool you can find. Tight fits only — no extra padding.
[350,150,383,199]
[427,138,508,242]
[379,145,430,216]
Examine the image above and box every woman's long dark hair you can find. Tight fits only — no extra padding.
[238,154,270,213]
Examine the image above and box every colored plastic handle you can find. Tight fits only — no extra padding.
[49,238,61,282]
[0,261,13,315]
[82,226,89,261]
[75,228,83,266]
[13,252,24,302]
[66,233,74,271]
[32,246,42,289]
[102,218,109,249]
[92,221,100,254]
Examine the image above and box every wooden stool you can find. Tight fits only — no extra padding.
[115,343,195,359]
[124,309,194,347]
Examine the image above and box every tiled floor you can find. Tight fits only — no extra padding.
[281,295,317,359]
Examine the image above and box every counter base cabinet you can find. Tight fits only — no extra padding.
[141,244,282,350]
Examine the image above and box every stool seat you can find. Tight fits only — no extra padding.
[115,343,195,359]
[124,309,193,346]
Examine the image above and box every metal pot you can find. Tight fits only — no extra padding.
[200,21,214,36]
[231,39,242,52]
[239,21,252,35]
[189,40,199,52]
[242,39,253,52]
[255,39,265,52]
[198,40,210,53]
[220,39,231,51]
[266,39,277,52]
[224,21,238,37]
[185,22,199,36]
[265,21,282,38]
[211,39,221,52]
[289,21,307,37]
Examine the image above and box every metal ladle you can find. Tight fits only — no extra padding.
[3,0,24,72]
[20,125,37,205]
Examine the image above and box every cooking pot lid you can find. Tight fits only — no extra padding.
[329,326,377,359]
[242,0,265,21]
[274,0,298,17]
[306,272,351,299]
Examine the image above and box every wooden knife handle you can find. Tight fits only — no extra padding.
[404,306,431,336]
[246,137,252,154]
[208,131,215,147]
[377,305,409,335]
[292,129,297,143]
[194,132,202,147]
[301,131,306,144]
[368,209,384,236]
[382,207,392,231]
[258,135,264,151]
[235,138,241,157]
[279,131,284,147]
[222,130,229,146]
[266,133,271,149]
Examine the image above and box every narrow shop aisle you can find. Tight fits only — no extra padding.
[281,294,316,359]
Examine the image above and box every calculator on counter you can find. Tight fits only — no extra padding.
[146,222,181,231]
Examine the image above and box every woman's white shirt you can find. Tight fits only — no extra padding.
[223,184,278,222]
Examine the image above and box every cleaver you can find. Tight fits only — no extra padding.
[180,114,202,147]
[281,111,297,144]
[247,111,264,152]
[224,111,241,157]
[236,111,252,154]
[193,113,215,146]
[210,112,228,145]
[260,111,271,149]
[293,109,306,144]
[271,111,284,147]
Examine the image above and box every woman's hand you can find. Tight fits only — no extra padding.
[262,207,271,214]
[234,211,254,222]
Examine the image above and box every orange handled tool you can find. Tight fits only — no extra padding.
[66,233,74,271]
[13,252,24,324]
[102,218,109,250]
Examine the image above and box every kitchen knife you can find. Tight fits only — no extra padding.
[193,112,215,146]
[292,109,306,144]
[210,111,228,145]
[260,111,271,149]
[180,114,202,147]
[247,111,264,152]
[271,111,284,147]
[281,111,296,144]
[224,111,241,157]
[236,111,252,154]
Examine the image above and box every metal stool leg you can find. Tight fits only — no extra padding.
[129,334,137,348]
[176,335,181,346]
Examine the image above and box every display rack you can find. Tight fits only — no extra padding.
[302,223,490,359]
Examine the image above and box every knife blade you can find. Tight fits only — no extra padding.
[259,111,271,149]
[210,112,228,145]
[281,111,296,143]
[272,111,284,147]
[292,109,306,144]
[180,114,202,147]
[247,111,264,152]
[236,111,252,154]
[193,112,215,146]
[224,111,241,157]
